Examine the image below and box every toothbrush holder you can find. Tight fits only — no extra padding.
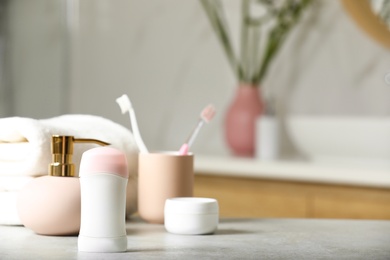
[138,151,193,224]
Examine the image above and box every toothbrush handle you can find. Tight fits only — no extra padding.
[186,120,205,148]
[129,110,148,153]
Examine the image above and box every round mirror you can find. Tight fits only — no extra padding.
[341,0,390,49]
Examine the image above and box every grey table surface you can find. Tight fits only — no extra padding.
[1,218,390,260]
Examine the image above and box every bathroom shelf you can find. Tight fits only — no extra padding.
[194,155,390,188]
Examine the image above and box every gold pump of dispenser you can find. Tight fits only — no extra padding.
[49,135,110,177]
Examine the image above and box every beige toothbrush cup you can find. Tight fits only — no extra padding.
[138,151,194,224]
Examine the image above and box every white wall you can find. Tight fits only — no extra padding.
[5,0,390,156]
[0,1,8,117]
[6,0,67,117]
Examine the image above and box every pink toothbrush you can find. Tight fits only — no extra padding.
[179,104,216,155]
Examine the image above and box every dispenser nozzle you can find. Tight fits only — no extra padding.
[49,135,110,177]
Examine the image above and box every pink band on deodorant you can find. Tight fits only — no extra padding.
[79,147,129,178]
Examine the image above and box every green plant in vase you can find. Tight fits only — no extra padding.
[200,0,313,156]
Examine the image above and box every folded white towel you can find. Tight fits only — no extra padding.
[0,191,22,225]
[0,114,138,177]
[0,176,34,225]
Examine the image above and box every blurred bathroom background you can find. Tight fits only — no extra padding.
[1,0,390,158]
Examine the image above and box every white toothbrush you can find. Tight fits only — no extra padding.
[179,104,216,155]
[116,94,148,153]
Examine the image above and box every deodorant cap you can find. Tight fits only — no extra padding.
[79,147,129,178]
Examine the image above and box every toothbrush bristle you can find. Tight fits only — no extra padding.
[116,94,132,114]
[200,104,216,123]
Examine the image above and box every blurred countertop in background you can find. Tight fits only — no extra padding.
[195,155,390,188]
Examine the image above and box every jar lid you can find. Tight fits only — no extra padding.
[79,147,128,178]
[165,197,218,215]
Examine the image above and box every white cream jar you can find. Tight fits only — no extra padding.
[164,197,219,235]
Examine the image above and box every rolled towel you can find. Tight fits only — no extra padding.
[0,114,138,177]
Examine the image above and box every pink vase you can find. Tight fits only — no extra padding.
[224,84,264,157]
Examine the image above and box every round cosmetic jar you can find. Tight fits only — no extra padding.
[164,197,219,235]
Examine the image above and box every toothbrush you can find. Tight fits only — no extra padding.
[179,104,216,155]
[116,94,148,153]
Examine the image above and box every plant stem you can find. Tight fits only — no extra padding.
[200,0,244,81]
[254,0,312,84]
[251,25,261,85]
[199,0,313,86]
[240,0,251,82]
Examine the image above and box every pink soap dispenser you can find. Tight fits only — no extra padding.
[17,135,109,236]
[78,147,129,253]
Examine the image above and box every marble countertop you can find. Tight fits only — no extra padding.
[1,218,390,259]
[194,155,390,188]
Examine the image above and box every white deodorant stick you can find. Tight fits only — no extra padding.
[78,147,129,253]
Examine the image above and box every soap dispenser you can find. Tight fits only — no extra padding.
[17,135,109,236]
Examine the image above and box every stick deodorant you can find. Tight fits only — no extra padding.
[78,147,129,253]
